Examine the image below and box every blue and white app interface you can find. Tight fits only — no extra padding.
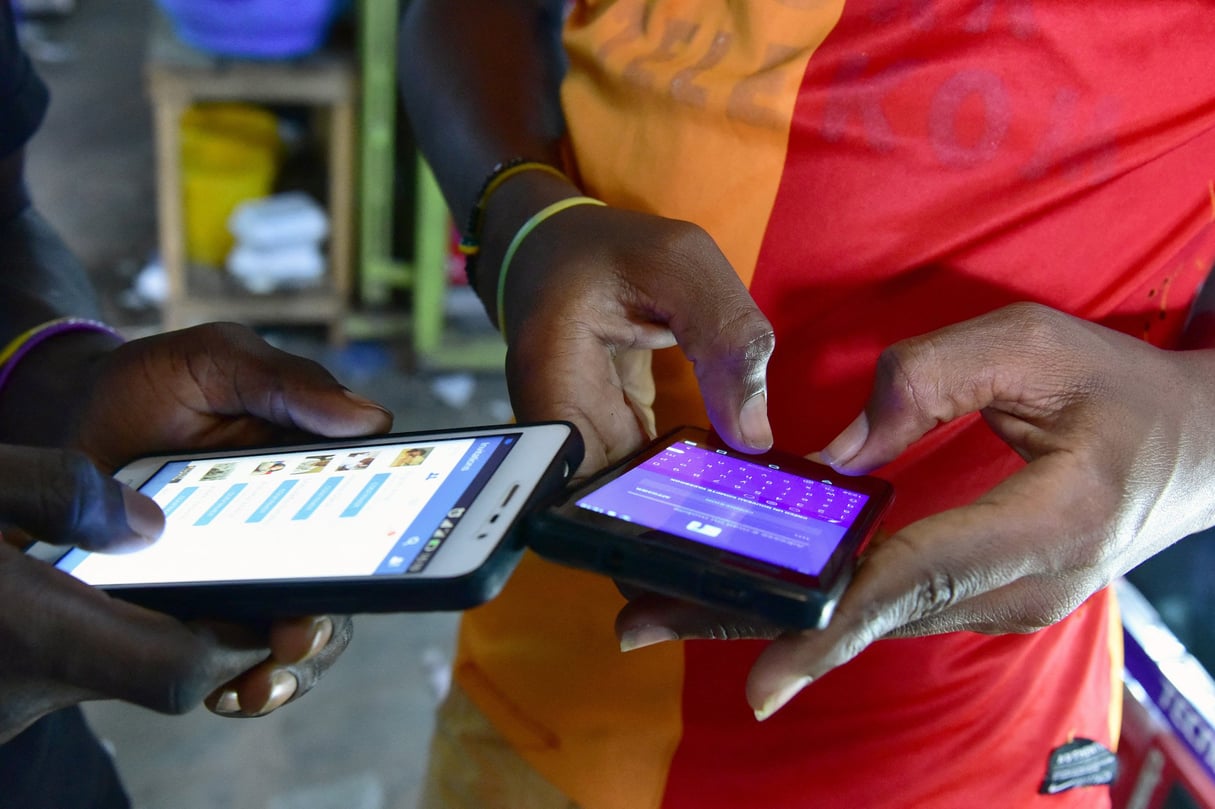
[58,434,520,585]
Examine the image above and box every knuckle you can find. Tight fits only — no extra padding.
[882,534,965,620]
[989,303,1076,366]
[875,333,984,426]
[697,309,775,379]
[910,568,964,618]
[157,661,217,716]
[650,221,733,289]
[833,630,879,665]
[191,321,251,344]
[1000,301,1059,337]
[725,310,776,363]
[698,619,777,641]
[872,341,936,416]
[659,218,713,257]
[144,635,226,715]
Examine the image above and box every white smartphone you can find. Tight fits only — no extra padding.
[32,423,581,618]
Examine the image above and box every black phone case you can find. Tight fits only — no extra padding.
[98,423,585,620]
[526,509,849,629]
[525,427,889,630]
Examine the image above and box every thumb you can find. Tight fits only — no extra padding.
[0,445,163,552]
[818,304,1068,474]
[668,271,775,455]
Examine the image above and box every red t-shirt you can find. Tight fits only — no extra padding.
[453,2,1215,806]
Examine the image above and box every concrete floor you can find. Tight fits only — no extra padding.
[20,2,508,807]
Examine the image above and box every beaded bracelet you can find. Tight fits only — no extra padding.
[496,196,606,335]
[0,317,124,396]
[460,158,570,289]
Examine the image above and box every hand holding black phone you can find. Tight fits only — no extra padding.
[526,426,893,629]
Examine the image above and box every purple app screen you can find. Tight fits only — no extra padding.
[576,441,869,575]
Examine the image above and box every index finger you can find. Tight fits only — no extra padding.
[114,324,394,438]
[745,453,1104,719]
[664,270,775,455]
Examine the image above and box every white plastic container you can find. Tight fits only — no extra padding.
[228,191,329,249]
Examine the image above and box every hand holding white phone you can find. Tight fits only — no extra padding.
[32,423,582,619]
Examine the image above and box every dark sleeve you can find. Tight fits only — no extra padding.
[0,1,49,161]
[0,707,130,809]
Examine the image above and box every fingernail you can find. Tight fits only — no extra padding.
[304,616,333,660]
[211,689,242,716]
[739,392,773,451]
[121,488,165,544]
[820,412,869,470]
[343,388,390,414]
[754,676,813,722]
[253,670,298,716]
[620,626,679,652]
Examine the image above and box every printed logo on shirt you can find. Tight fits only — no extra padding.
[1039,738,1118,795]
[572,0,844,130]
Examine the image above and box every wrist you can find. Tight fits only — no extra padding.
[476,171,584,318]
[0,329,123,447]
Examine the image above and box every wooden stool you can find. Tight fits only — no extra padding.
[145,18,354,344]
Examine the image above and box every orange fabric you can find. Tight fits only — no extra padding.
[562,1,846,429]
[454,553,679,809]
[454,4,843,807]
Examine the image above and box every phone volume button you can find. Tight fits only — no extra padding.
[500,484,520,507]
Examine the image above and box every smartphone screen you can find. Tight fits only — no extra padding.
[528,426,891,627]
[57,430,527,586]
[574,437,870,577]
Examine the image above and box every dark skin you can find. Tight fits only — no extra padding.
[0,324,393,740]
[0,151,393,739]
[398,0,777,478]
[400,0,1215,720]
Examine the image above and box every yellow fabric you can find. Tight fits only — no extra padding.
[454,553,682,809]
[1107,586,1124,747]
[419,682,582,809]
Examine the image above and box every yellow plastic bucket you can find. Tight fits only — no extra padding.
[180,103,281,267]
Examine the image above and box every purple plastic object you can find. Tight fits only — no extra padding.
[158,0,341,60]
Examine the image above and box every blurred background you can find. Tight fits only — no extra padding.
[13,0,1215,807]
[16,0,509,806]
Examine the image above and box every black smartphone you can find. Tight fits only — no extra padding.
[526,426,892,629]
[29,423,582,619]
